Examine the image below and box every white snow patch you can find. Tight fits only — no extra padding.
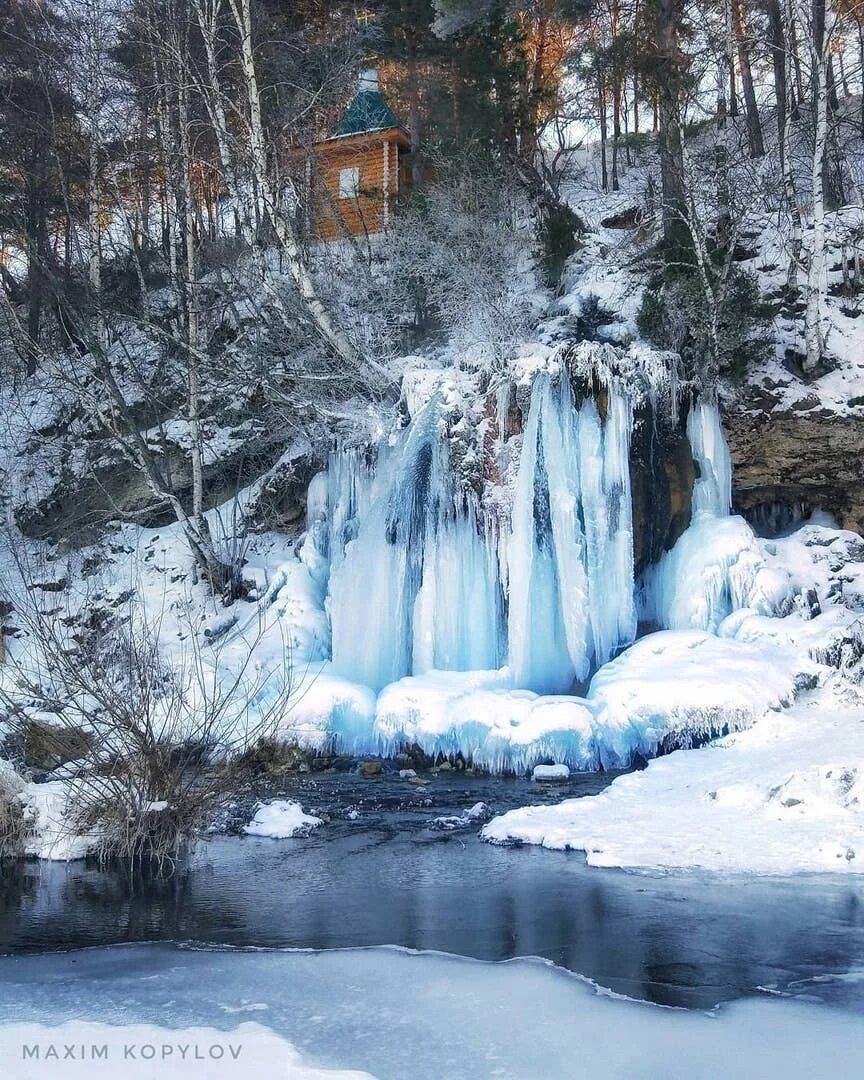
[532,764,570,781]
[19,781,99,862]
[0,1022,371,1079]
[244,800,322,839]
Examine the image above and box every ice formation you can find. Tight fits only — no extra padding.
[318,368,641,697]
[273,349,828,771]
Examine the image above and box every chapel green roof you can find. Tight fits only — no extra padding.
[333,88,400,138]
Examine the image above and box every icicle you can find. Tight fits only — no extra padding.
[327,399,505,690]
[578,389,637,664]
[507,375,577,693]
[640,400,761,631]
[687,401,732,518]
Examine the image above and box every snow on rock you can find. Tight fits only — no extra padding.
[760,514,864,612]
[532,764,570,781]
[483,692,864,873]
[244,800,322,839]
[346,629,806,772]
[720,606,864,677]
[432,802,491,830]
[0,758,24,799]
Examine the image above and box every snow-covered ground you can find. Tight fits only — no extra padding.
[484,686,864,874]
[0,943,861,1080]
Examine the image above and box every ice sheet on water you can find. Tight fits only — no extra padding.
[0,944,861,1080]
[0,1022,371,1080]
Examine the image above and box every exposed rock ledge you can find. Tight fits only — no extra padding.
[725,409,864,533]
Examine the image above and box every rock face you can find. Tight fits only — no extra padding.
[630,404,696,571]
[725,409,864,534]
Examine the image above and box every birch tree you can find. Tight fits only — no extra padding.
[224,0,359,367]
[798,0,838,372]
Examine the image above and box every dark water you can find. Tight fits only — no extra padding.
[2,771,864,1011]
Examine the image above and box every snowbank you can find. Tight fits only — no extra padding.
[483,692,864,873]
[244,800,322,839]
[585,629,806,764]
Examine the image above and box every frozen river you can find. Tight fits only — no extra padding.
[2,770,864,1013]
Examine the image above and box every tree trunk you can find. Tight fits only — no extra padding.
[782,0,803,295]
[655,0,688,256]
[612,70,622,191]
[715,65,730,255]
[227,0,359,367]
[632,71,639,134]
[802,0,835,373]
[767,0,787,165]
[598,67,609,191]
[732,0,764,157]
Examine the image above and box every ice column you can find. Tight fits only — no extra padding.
[327,400,503,689]
[687,400,732,518]
[507,375,636,693]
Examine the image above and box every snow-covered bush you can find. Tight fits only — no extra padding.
[0,762,26,857]
[369,170,541,368]
[637,265,771,380]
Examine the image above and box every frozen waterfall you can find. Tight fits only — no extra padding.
[309,368,704,695]
[323,404,504,690]
[277,356,798,770]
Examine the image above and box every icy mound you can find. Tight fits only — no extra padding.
[373,670,595,771]
[279,663,376,753]
[640,515,767,631]
[288,630,805,773]
[483,695,864,874]
[584,629,805,764]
